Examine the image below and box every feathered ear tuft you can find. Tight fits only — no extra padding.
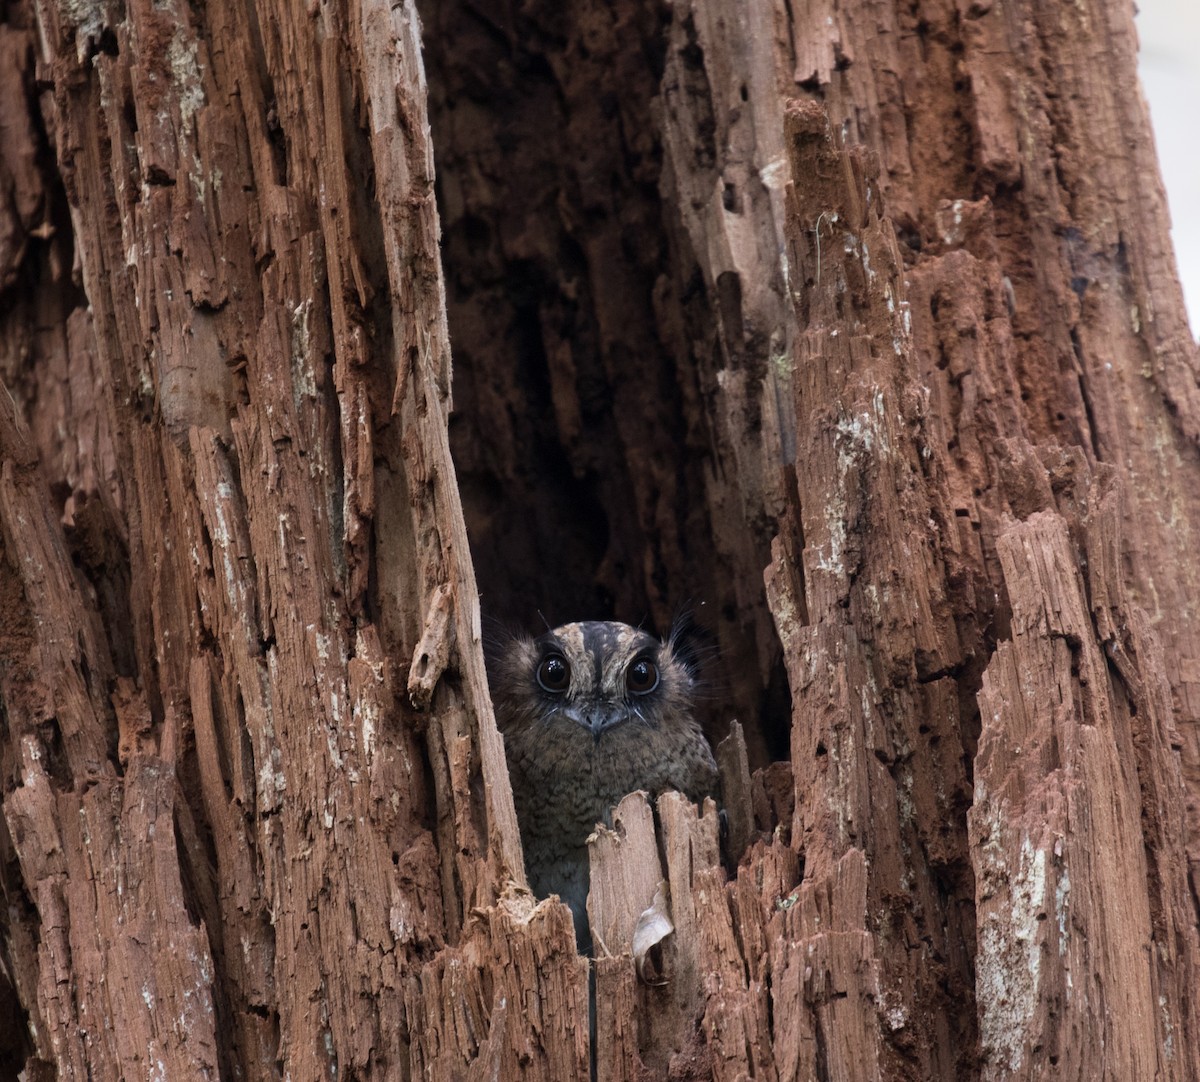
[481,614,525,676]
[666,601,719,682]
[480,615,543,722]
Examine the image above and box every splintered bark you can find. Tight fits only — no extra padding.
[1,0,537,1077]
[1,0,1199,1078]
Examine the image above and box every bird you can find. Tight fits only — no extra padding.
[489,618,720,952]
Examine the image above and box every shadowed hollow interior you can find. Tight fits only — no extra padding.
[418,0,791,765]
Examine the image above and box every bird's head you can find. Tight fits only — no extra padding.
[489,619,700,742]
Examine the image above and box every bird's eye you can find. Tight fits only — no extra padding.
[536,654,571,693]
[626,657,659,695]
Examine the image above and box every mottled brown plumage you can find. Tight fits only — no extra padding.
[490,620,719,951]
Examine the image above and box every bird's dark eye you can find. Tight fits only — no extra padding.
[626,657,659,695]
[536,654,571,693]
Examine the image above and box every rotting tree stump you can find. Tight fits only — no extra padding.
[1,0,1199,1078]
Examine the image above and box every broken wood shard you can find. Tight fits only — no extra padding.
[588,791,664,960]
[715,719,755,864]
[587,790,725,1078]
[407,580,456,710]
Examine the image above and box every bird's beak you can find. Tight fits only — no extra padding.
[564,703,627,739]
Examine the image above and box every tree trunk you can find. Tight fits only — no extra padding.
[1,0,1198,1078]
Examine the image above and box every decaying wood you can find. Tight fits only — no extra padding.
[1,0,540,1075]
[588,791,723,1078]
[3,0,1200,1075]
[714,720,754,863]
[404,892,590,1082]
[588,792,663,963]
[972,468,1198,1078]
[589,793,665,1081]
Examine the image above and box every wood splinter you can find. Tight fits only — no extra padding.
[407,581,455,710]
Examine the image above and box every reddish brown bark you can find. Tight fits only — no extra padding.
[1,0,1199,1077]
[2,0,527,1076]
